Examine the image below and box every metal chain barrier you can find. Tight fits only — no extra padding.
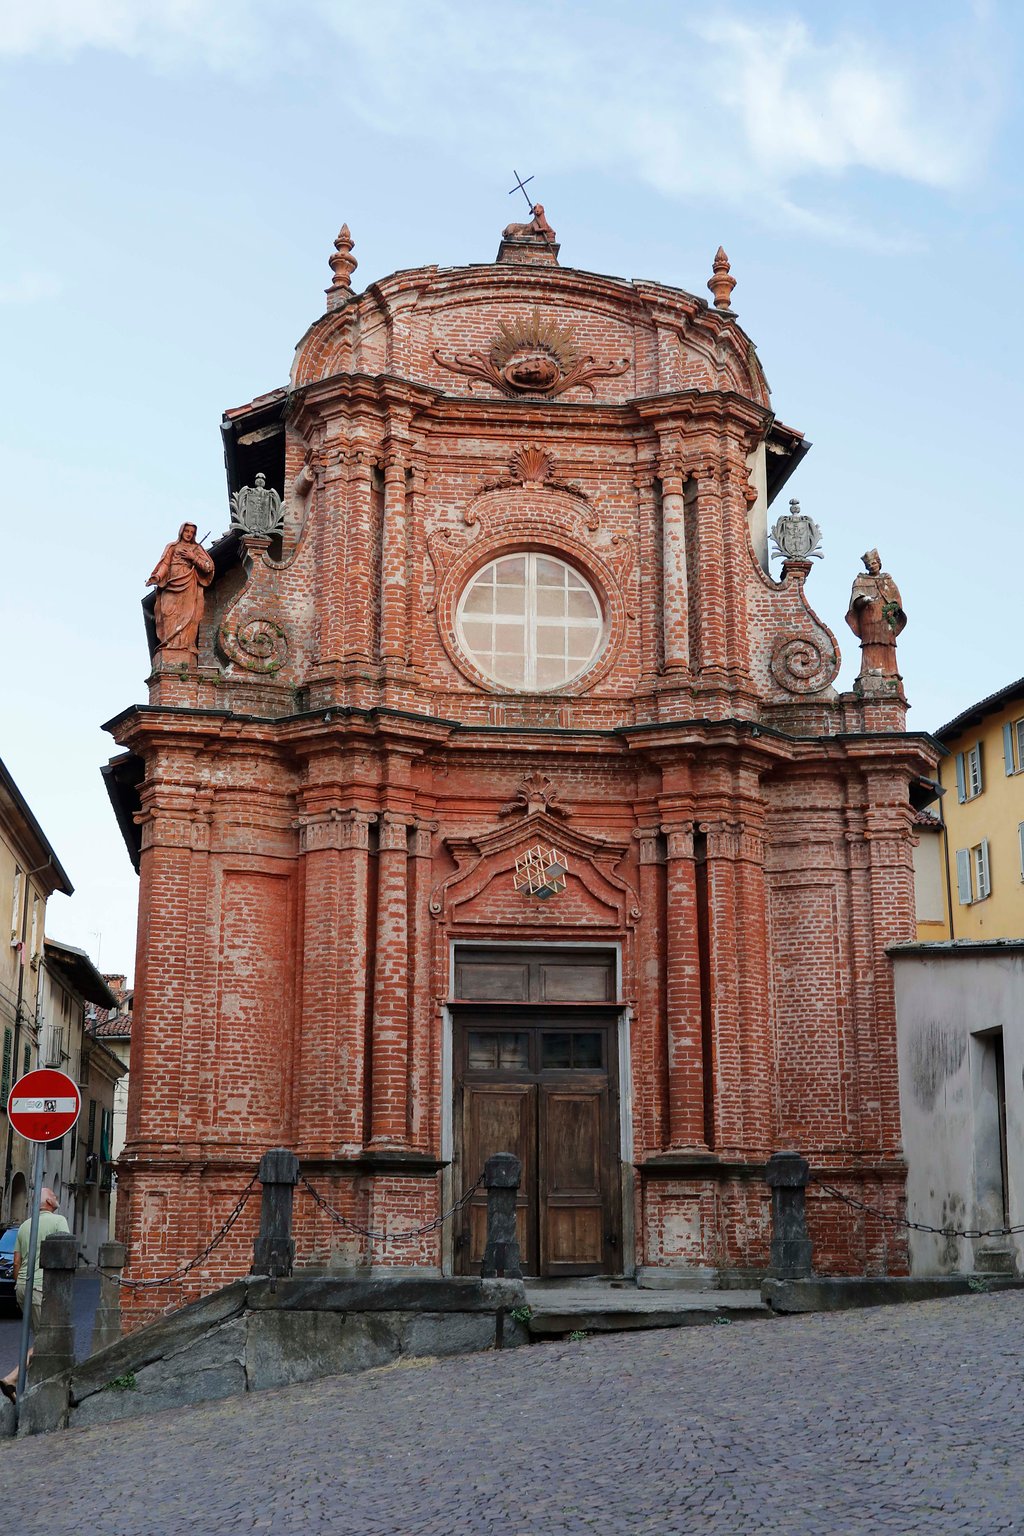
[299,1170,484,1244]
[814,1177,1024,1241]
[77,1173,260,1289]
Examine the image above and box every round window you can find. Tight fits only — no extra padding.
[456,553,604,692]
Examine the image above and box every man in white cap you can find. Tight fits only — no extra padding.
[1,1187,69,1401]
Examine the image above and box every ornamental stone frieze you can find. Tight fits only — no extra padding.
[294,809,376,853]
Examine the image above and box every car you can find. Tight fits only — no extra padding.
[0,1224,20,1314]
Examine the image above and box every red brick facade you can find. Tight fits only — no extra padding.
[106,225,937,1325]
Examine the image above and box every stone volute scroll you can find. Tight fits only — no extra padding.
[231,472,284,537]
[146,522,215,661]
[846,548,907,692]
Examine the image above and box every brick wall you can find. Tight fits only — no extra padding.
[109,231,935,1325]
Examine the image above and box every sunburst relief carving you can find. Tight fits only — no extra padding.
[433,309,629,398]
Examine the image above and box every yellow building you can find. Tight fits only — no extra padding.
[931,678,1024,939]
[1,755,74,1220]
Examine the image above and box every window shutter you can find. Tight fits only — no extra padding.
[975,742,984,795]
[955,753,967,803]
[977,839,992,900]
[0,1027,11,1107]
[956,847,972,904]
[1018,822,1024,881]
[1004,722,1015,775]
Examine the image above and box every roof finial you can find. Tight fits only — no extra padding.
[708,246,736,311]
[326,223,357,307]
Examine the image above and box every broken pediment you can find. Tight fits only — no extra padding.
[430,812,639,931]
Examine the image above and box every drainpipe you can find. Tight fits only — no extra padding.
[936,789,955,941]
[2,858,52,1217]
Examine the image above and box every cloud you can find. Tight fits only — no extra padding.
[0,0,1002,241]
[0,0,267,72]
[0,272,62,304]
[316,0,999,241]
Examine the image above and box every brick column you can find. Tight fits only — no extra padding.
[313,446,346,666]
[380,440,409,667]
[369,813,411,1147]
[720,449,754,681]
[689,459,727,677]
[297,809,375,1153]
[703,820,772,1154]
[658,460,690,673]
[130,801,205,1150]
[865,785,917,1157]
[661,823,708,1150]
[343,449,376,667]
[633,826,666,1154]
[408,819,437,1148]
[634,463,662,680]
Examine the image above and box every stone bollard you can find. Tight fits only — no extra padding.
[765,1151,813,1280]
[253,1148,300,1277]
[481,1153,523,1280]
[29,1234,79,1383]
[89,1241,126,1354]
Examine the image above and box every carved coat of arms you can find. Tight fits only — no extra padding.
[231,472,284,537]
[770,499,822,561]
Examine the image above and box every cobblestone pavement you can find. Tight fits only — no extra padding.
[3,1291,1023,1535]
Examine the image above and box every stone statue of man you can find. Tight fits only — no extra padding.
[845,549,906,681]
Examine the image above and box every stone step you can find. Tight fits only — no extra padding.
[522,1282,770,1336]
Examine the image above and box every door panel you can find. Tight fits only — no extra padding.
[454,1006,621,1278]
[540,1085,610,1275]
[460,1082,536,1274]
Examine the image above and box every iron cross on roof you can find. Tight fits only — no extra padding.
[509,169,535,210]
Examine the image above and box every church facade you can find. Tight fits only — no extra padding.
[105,212,937,1323]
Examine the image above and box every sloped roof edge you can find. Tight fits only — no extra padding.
[934,675,1024,744]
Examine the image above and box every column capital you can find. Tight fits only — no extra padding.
[296,808,377,852]
[633,825,664,864]
[660,822,695,860]
[379,812,412,851]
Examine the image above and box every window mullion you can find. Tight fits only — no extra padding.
[525,552,537,689]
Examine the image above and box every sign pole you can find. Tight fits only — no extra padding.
[15,1138,46,1401]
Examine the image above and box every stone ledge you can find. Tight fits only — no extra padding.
[246,1275,524,1313]
[762,1274,1024,1314]
[71,1282,249,1402]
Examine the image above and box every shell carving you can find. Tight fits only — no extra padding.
[509,446,553,483]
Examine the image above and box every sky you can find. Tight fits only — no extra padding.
[1,0,1020,983]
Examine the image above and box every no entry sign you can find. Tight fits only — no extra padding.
[6,1067,81,1143]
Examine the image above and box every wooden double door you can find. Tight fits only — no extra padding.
[454,1011,622,1276]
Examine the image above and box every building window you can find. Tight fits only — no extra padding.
[956,839,991,904]
[456,553,604,692]
[1003,718,1024,775]
[955,743,983,802]
[10,866,22,940]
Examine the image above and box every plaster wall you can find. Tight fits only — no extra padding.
[938,702,1024,938]
[913,827,948,937]
[893,946,1024,1275]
